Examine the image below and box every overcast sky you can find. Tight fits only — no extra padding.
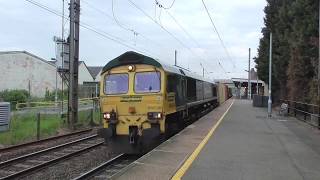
[0,0,266,79]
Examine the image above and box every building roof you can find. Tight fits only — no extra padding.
[231,78,264,84]
[46,60,56,65]
[214,79,233,84]
[88,66,103,78]
[0,51,95,80]
[0,51,55,67]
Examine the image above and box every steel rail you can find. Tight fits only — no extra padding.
[73,153,126,180]
[0,134,97,167]
[0,128,93,153]
[0,141,103,180]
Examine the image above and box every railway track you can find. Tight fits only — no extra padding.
[0,128,93,153]
[73,154,140,180]
[70,109,213,180]
[0,134,103,180]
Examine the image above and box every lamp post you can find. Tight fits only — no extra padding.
[268,33,273,117]
[257,68,259,95]
[248,48,251,99]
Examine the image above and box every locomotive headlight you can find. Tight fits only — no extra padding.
[147,112,162,120]
[103,110,117,123]
[156,112,162,119]
[128,65,135,72]
[103,113,111,119]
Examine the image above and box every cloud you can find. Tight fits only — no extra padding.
[0,0,266,79]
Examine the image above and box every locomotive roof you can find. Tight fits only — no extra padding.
[102,51,215,84]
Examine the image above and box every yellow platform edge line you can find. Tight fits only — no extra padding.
[171,99,235,180]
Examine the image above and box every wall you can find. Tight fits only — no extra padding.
[78,62,94,84]
[94,69,102,82]
[0,52,62,97]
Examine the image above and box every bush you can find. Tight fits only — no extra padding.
[0,89,30,110]
[0,89,30,103]
[44,89,68,101]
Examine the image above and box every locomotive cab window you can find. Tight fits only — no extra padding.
[105,73,129,94]
[135,71,161,93]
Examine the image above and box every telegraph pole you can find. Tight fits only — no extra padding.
[268,33,273,117]
[68,0,80,129]
[61,0,65,116]
[248,48,251,99]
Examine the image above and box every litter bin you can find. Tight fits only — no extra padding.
[253,95,268,107]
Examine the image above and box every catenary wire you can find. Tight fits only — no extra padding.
[82,0,172,55]
[201,0,236,68]
[24,0,162,59]
[156,2,228,76]
[127,0,210,69]
[161,7,222,72]
[156,0,231,78]
[156,0,176,10]
[111,0,136,33]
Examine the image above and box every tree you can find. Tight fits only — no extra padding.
[286,0,318,102]
[255,0,318,103]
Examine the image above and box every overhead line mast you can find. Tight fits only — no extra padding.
[68,0,80,129]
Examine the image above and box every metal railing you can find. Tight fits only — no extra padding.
[280,99,320,129]
[15,97,99,110]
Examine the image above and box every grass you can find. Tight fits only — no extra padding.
[78,109,102,126]
[0,109,102,146]
[0,112,62,145]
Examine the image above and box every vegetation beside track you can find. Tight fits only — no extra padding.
[0,113,60,145]
[0,110,101,146]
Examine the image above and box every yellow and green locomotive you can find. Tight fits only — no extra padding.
[98,51,221,153]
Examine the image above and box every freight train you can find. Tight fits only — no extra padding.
[98,51,231,153]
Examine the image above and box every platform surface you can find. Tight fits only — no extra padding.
[114,99,233,180]
[183,100,320,180]
[114,99,320,180]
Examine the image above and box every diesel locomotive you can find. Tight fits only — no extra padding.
[98,51,230,153]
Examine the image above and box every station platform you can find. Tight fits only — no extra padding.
[114,99,320,180]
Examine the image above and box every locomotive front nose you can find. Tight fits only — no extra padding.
[128,106,136,114]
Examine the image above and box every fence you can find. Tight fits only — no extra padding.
[79,84,99,98]
[280,99,320,129]
[0,98,101,146]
